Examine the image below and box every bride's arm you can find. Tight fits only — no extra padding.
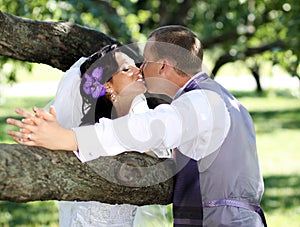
[6,106,78,151]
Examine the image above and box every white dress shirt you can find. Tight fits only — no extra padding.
[73,73,231,163]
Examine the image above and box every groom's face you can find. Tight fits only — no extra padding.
[141,38,181,97]
[142,40,160,76]
[142,37,165,92]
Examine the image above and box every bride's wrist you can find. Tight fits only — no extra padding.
[63,129,78,151]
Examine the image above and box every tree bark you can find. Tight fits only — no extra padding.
[0,143,174,205]
[0,10,119,72]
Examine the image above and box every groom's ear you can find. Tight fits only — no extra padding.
[159,59,169,74]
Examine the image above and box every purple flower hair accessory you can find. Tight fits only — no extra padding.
[83,66,106,99]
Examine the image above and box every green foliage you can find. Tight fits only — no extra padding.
[237,90,300,226]
[0,57,34,84]
[1,0,300,83]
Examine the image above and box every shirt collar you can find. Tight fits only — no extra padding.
[173,72,208,99]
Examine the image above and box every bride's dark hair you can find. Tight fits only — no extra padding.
[78,44,143,125]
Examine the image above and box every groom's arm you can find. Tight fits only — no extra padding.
[73,104,182,162]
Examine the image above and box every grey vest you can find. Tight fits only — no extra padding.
[173,72,266,227]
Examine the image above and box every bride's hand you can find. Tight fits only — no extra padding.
[14,108,35,138]
[33,105,57,121]
[10,106,56,137]
[6,106,77,151]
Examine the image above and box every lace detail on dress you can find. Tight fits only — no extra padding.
[59,201,137,227]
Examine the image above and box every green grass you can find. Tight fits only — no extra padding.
[0,96,58,226]
[1,90,300,226]
[0,96,54,143]
[236,90,300,226]
[0,201,58,227]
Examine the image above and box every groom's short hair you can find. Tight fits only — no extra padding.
[148,25,203,76]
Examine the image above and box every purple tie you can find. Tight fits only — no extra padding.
[172,74,208,226]
[173,149,203,226]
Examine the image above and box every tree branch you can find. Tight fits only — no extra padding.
[211,40,286,78]
[0,11,119,71]
[0,143,174,205]
[159,0,194,26]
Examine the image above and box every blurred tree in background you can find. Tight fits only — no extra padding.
[0,0,299,92]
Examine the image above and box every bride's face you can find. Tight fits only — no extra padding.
[108,52,145,95]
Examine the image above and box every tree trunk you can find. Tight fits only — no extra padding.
[250,65,263,93]
[0,143,174,205]
[0,10,119,72]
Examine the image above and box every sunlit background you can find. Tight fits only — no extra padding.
[0,0,300,226]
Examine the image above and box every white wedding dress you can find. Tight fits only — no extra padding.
[47,58,170,227]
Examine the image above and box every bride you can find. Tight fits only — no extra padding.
[20,44,171,226]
